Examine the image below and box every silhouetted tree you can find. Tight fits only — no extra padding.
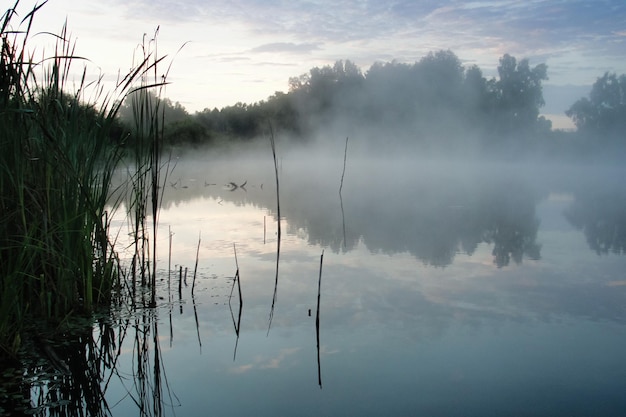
[118,51,561,151]
[415,50,464,106]
[463,65,489,109]
[362,60,415,124]
[566,72,626,141]
[118,91,189,126]
[163,119,208,145]
[491,54,548,135]
[264,91,301,135]
[287,59,365,129]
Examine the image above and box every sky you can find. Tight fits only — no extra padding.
[9,0,626,129]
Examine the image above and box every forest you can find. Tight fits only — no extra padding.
[116,50,626,159]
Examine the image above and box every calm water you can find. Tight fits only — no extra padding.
[6,149,626,416]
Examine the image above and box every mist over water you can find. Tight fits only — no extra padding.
[4,3,626,413]
[159,138,625,267]
[99,46,626,417]
[105,141,626,416]
[13,134,626,416]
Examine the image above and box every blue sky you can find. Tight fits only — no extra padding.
[11,0,626,128]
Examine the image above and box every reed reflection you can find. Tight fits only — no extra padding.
[316,250,324,389]
[229,244,244,361]
[268,127,282,333]
[1,309,175,417]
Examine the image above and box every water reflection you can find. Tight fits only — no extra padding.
[157,155,544,267]
[229,244,243,360]
[316,250,324,389]
[2,308,173,416]
[565,179,626,255]
[7,154,626,416]
[267,132,282,334]
[343,175,542,267]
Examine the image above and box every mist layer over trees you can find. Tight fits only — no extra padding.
[282,51,550,153]
[117,50,625,159]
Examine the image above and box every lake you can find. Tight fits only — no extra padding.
[4,145,626,416]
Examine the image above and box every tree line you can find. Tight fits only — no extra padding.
[116,50,625,156]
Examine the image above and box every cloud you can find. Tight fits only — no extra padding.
[230,364,254,374]
[255,62,298,67]
[229,347,302,374]
[250,42,321,54]
[259,347,300,369]
[30,0,625,110]
[92,0,626,73]
[217,56,252,63]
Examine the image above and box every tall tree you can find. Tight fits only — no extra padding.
[493,54,548,133]
[566,72,626,140]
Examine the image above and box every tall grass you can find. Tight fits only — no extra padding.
[0,1,169,358]
[123,29,173,309]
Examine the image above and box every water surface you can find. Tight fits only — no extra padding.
[8,151,626,416]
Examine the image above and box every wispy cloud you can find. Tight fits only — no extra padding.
[230,364,254,374]
[228,347,301,374]
[112,0,625,69]
[250,42,321,54]
[259,347,300,369]
[27,0,626,109]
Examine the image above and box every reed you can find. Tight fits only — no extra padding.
[192,232,201,295]
[267,122,282,334]
[316,250,324,389]
[339,136,349,195]
[123,29,173,308]
[339,137,349,249]
[229,243,243,360]
[192,294,202,351]
[178,266,183,298]
[0,1,171,357]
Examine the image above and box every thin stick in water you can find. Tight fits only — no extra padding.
[192,295,202,351]
[178,266,183,298]
[179,265,183,314]
[339,136,349,195]
[267,122,281,334]
[168,226,173,295]
[233,242,239,270]
[192,231,201,295]
[316,249,324,389]
[339,137,349,249]
[229,243,243,360]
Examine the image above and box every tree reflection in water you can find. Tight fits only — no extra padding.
[164,157,545,268]
[268,168,543,268]
[5,156,625,415]
[566,182,626,255]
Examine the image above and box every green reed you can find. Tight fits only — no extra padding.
[123,30,172,309]
[0,1,169,357]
